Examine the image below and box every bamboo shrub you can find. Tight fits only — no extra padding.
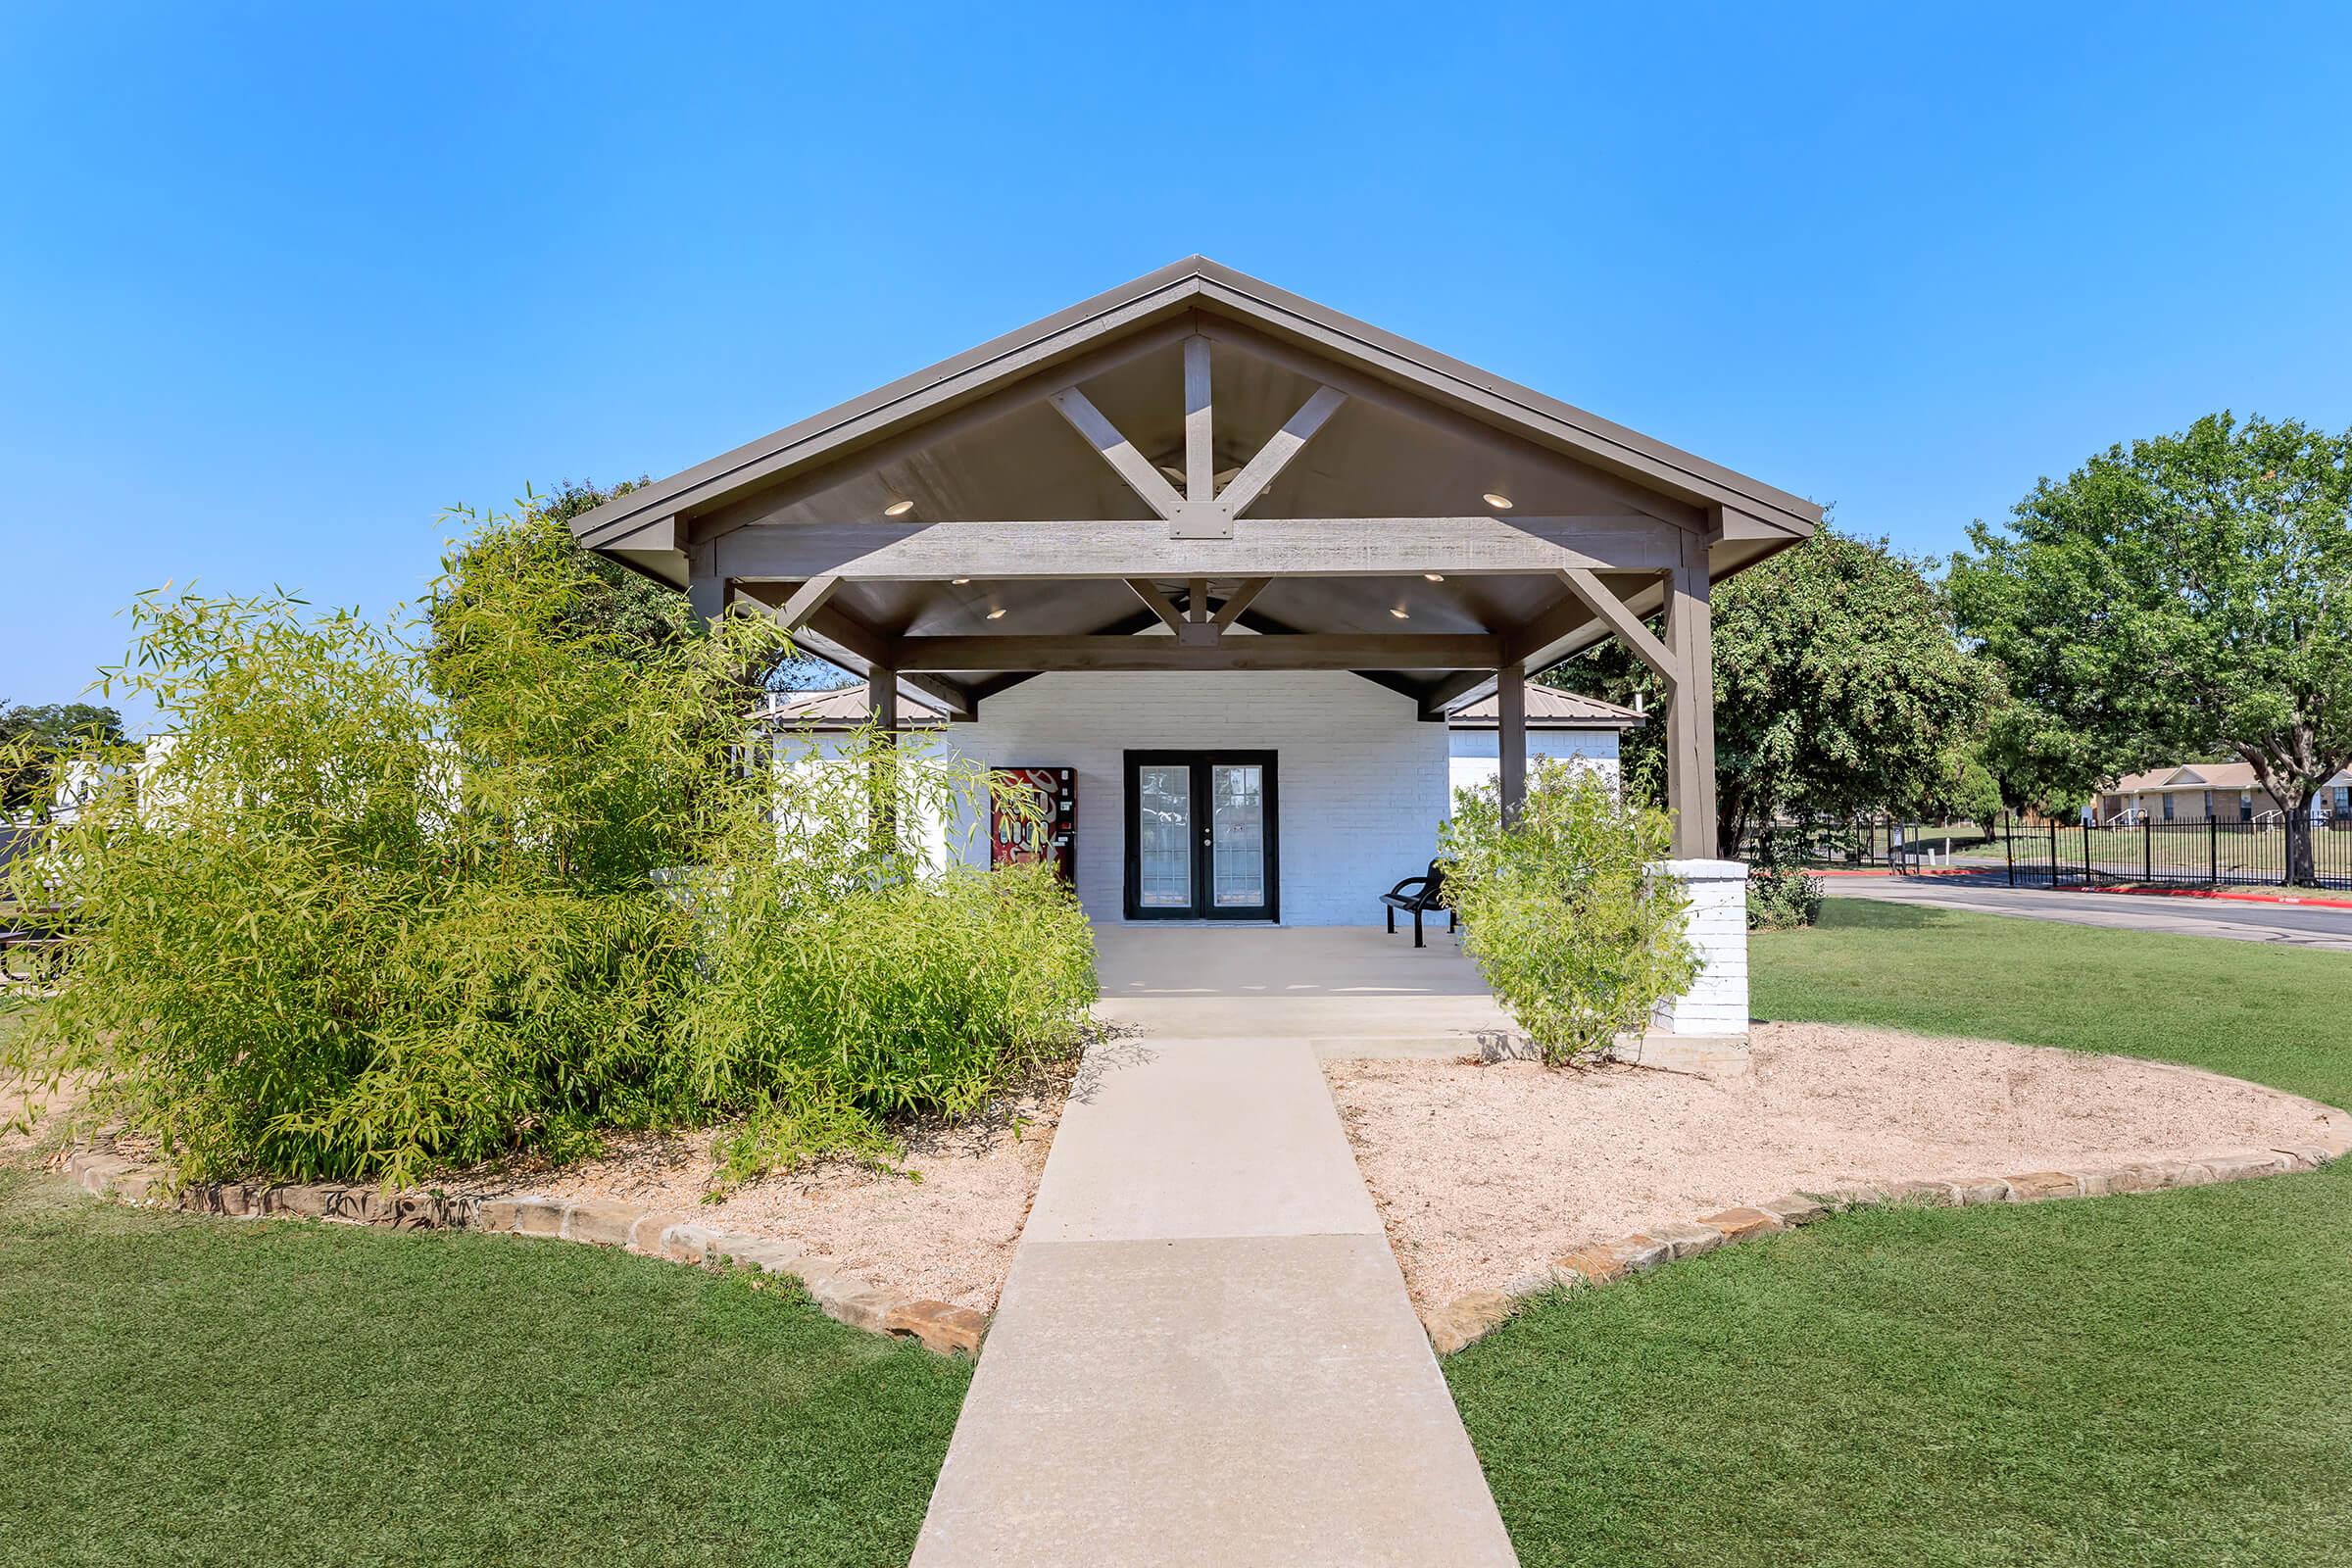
[3,508,1095,1187]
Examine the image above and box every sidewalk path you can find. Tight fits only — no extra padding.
[908,1035,1518,1566]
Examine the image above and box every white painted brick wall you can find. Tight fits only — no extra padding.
[1647,858,1750,1036]
[928,671,1449,926]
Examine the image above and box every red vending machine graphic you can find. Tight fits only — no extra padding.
[990,766,1076,884]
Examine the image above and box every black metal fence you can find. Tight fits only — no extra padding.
[1862,813,2352,891]
[1740,812,2352,891]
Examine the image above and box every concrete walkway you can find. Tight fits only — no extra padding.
[909,1020,1518,1564]
[1092,923,1514,1056]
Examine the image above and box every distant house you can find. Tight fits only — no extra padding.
[1438,684,1641,800]
[2097,761,2352,825]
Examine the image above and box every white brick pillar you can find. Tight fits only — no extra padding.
[1646,857,1749,1039]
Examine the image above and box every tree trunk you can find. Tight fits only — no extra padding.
[2235,740,2328,885]
[2288,789,2318,885]
[1716,784,1747,861]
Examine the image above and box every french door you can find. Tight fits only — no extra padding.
[1123,751,1279,921]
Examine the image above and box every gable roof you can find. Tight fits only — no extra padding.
[573,256,1823,552]
[759,684,950,731]
[2112,762,2258,793]
[1444,684,1643,729]
[2110,761,2352,795]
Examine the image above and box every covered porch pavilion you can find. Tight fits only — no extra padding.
[572,258,1819,1039]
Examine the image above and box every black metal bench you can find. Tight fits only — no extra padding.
[1379,860,1455,948]
[0,906,69,990]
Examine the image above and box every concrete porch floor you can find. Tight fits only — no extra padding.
[1091,923,1514,1057]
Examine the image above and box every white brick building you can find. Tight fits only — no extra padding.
[768,677,1638,929]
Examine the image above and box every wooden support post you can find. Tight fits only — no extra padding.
[1497,662,1526,825]
[1183,335,1214,504]
[687,539,728,623]
[1662,537,1717,858]
[870,671,900,852]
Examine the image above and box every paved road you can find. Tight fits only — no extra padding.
[1831,875,2352,953]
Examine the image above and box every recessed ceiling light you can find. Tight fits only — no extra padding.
[952,576,971,585]
[1482,492,1513,510]
[1424,572,1445,583]
[883,498,914,516]
[986,607,1006,620]
[1390,607,1410,620]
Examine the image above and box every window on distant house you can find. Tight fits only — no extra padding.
[2163,793,2175,820]
[2202,790,2212,818]
[2240,791,2254,821]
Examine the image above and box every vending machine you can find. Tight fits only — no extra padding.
[990,766,1076,884]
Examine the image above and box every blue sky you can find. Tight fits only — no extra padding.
[6,3,2349,725]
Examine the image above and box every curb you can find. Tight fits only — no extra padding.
[1416,1139,2348,1356]
[1809,866,1978,878]
[2083,883,2352,911]
[56,1153,988,1359]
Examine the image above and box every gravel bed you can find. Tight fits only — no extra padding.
[1327,1021,2346,1306]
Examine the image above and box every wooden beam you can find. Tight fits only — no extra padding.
[1662,537,1717,858]
[1210,577,1270,629]
[1217,384,1347,515]
[1714,507,1778,542]
[771,574,841,632]
[1049,386,1184,521]
[1187,577,1209,621]
[1556,568,1677,687]
[1497,662,1526,823]
[713,514,1686,583]
[894,633,1502,672]
[679,318,1200,549]
[602,513,681,552]
[1417,668,1494,719]
[1123,577,1188,632]
[1191,313,1731,536]
[1183,335,1214,504]
[732,585,976,718]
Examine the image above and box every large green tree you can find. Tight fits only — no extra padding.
[1950,413,2352,881]
[1555,528,1995,848]
[427,478,842,697]
[1,701,126,814]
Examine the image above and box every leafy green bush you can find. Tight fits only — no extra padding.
[1744,823,1825,930]
[1744,865,1824,930]
[1440,762,1698,1065]
[3,508,1094,1189]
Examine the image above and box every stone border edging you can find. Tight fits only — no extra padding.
[56,1152,988,1358]
[1417,1138,2348,1356]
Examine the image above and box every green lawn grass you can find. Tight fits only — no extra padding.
[1451,898,2352,1568]
[0,1163,968,1567]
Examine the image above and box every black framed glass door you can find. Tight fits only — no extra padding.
[1123,751,1279,920]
